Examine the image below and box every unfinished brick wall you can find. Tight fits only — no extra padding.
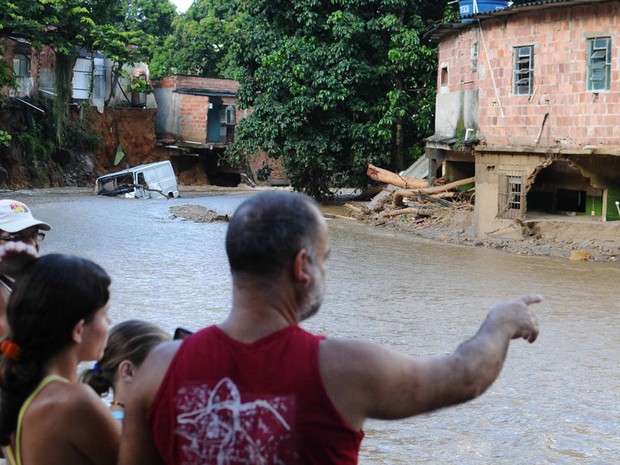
[178,94,209,142]
[438,2,620,148]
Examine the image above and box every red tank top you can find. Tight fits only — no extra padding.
[147,325,363,465]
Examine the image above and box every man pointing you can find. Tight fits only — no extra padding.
[119,190,540,465]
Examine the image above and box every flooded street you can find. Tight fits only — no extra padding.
[14,189,620,464]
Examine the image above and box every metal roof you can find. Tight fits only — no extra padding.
[174,88,237,98]
[427,0,613,42]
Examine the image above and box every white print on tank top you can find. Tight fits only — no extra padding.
[174,377,299,465]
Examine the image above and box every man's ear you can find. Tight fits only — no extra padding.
[72,319,85,344]
[118,360,135,382]
[293,249,312,286]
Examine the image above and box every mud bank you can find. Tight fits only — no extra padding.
[345,203,619,263]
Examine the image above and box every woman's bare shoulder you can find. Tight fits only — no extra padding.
[22,381,119,465]
[26,380,110,423]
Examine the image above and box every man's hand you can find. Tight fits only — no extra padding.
[486,294,542,343]
[0,241,38,277]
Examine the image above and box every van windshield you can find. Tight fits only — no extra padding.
[97,173,135,196]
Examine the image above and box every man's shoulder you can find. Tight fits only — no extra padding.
[134,340,184,403]
[146,340,184,371]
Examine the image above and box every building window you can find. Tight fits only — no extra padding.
[499,173,525,219]
[12,54,29,78]
[471,42,479,72]
[440,66,448,87]
[587,37,611,92]
[225,105,236,126]
[513,46,534,95]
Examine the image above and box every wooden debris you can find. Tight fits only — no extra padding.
[415,176,475,194]
[363,164,477,225]
[344,203,365,214]
[367,164,428,189]
[415,192,454,207]
[383,207,420,217]
[323,213,357,221]
[432,192,456,199]
[392,176,475,206]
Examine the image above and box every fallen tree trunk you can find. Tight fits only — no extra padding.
[367,164,428,189]
[392,177,475,208]
[418,176,475,194]
[394,176,475,200]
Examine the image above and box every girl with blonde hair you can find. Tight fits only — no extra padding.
[81,319,170,420]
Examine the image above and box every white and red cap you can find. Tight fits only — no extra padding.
[0,199,51,233]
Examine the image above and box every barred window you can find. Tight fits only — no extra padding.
[498,173,525,219]
[587,37,611,92]
[513,46,534,95]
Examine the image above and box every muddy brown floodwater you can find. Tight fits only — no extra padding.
[9,187,620,464]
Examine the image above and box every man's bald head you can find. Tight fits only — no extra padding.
[226,191,325,279]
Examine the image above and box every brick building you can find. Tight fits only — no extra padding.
[0,37,48,100]
[152,75,287,186]
[427,0,620,240]
[152,75,241,144]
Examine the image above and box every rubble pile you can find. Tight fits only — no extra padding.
[336,164,620,263]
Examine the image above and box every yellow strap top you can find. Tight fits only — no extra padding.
[4,374,68,465]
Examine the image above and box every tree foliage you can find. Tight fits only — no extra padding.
[228,0,448,199]
[150,0,241,78]
[117,0,177,62]
[0,0,147,145]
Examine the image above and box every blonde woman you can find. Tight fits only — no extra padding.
[81,320,170,421]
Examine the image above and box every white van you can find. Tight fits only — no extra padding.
[95,160,180,199]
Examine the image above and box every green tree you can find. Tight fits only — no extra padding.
[229,0,447,198]
[150,0,241,78]
[100,0,177,105]
[118,0,177,61]
[0,42,16,145]
[0,0,141,144]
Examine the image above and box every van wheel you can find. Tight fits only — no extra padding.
[168,192,174,199]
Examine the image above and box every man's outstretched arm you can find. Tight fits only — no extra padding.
[320,295,542,430]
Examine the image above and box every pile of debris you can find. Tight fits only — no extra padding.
[336,164,619,263]
[170,205,230,223]
[345,164,475,228]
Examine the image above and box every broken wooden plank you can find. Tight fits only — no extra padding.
[382,207,420,217]
[323,213,357,221]
[416,192,454,207]
[432,192,457,199]
[344,203,365,214]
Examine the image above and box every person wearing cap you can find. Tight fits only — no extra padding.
[0,199,51,338]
